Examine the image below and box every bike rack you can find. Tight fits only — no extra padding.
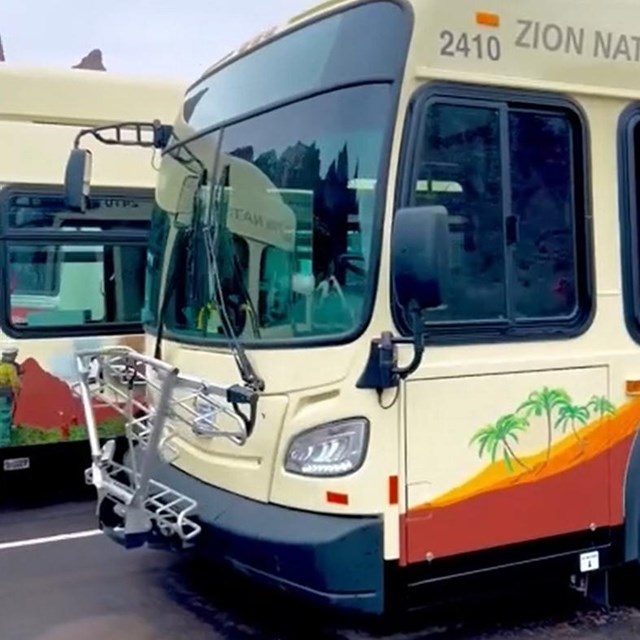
[72,346,258,549]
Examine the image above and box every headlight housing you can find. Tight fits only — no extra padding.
[284,418,369,477]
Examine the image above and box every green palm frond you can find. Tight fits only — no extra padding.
[588,395,616,417]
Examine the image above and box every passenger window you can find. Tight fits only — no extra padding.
[7,194,151,231]
[8,243,147,328]
[2,189,152,334]
[620,109,640,340]
[9,245,59,295]
[415,103,506,322]
[411,98,585,329]
[509,110,577,319]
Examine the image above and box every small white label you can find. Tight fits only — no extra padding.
[580,550,600,573]
[194,397,221,429]
[3,457,30,472]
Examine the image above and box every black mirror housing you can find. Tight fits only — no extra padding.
[64,148,93,212]
[391,205,449,313]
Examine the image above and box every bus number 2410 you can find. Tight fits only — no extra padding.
[439,30,501,61]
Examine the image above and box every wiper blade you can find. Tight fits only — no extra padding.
[203,223,265,392]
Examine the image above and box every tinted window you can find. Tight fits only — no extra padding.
[414,103,506,322]
[620,112,640,338]
[142,208,170,326]
[10,245,59,295]
[183,1,408,131]
[509,110,578,319]
[405,98,587,333]
[8,243,147,328]
[1,189,152,334]
[7,194,152,232]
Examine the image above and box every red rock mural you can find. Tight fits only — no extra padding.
[0,355,128,448]
[14,358,119,430]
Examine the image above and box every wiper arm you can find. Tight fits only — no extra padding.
[203,225,265,392]
[152,226,263,395]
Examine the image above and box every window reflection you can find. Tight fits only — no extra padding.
[413,101,581,325]
[8,244,147,328]
[158,84,391,341]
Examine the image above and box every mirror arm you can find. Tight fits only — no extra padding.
[355,307,426,392]
[393,307,425,380]
[72,120,173,150]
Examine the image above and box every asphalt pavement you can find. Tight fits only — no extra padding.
[3,501,640,639]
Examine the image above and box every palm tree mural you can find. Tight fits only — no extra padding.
[517,387,571,463]
[467,387,620,478]
[469,414,531,474]
[588,395,616,421]
[555,403,589,449]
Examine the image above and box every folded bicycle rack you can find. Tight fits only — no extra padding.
[72,346,257,550]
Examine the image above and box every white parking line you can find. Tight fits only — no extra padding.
[0,529,102,551]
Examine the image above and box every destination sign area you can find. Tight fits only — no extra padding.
[422,0,640,95]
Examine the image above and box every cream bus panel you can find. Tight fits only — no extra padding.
[0,122,162,188]
[161,342,289,502]
[0,65,182,126]
[414,0,640,99]
[405,365,609,562]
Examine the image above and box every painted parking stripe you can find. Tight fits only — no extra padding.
[0,529,102,551]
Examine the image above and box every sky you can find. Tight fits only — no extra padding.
[0,0,315,82]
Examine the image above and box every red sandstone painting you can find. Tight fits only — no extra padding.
[0,339,144,448]
[8,357,124,446]
[403,388,640,564]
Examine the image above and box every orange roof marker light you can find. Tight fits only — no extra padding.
[476,12,500,27]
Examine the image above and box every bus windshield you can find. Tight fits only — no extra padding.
[146,0,411,344]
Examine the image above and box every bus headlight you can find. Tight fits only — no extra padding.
[284,418,369,477]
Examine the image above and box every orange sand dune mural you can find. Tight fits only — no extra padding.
[403,392,640,564]
[412,395,640,512]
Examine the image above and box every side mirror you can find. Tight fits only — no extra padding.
[391,205,449,313]
[64,148,93,212]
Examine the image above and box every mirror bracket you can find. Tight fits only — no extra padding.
[64,119,173,212]
[356,307,426,393]
[72,119,173,151]
[393,306,425,379]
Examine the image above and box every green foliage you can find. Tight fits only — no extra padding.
[469,389,617,473]
[587,395,616,419]
[555,403,589,433]
[469,414,530,474]
[3,418,126,448]
[10,426,61,446]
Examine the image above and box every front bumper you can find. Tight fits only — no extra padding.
[145,461,385,615]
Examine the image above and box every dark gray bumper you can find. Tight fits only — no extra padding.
[150,461,385,615]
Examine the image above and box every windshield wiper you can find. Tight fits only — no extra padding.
[200,160,264,392]
[202,221,265,392]
[152,222,264,395]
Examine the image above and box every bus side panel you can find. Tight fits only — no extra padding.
[0,334,144,489]
[399,366,640,565]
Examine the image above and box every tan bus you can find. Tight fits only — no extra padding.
[69,0,640,616]
[0,65,182,503]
